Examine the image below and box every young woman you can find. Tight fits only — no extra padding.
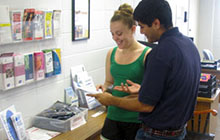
[96,3,151,140]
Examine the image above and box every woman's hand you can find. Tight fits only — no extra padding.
[96,84,106,92]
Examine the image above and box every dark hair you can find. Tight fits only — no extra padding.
[133,0,173,29]
[111,3,136,29]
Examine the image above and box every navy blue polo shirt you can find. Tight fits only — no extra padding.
[139,27,201,130]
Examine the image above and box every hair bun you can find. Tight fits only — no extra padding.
[111,3,136,28]
[118,3,133,16]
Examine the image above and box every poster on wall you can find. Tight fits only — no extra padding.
[72,0,90,41]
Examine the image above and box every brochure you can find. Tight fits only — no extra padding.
[10,10,22,41]
[0,5,12,44]
[53,10,61,37]
[33,10,44,40]
[0,105,18,140]
[44,11,53,39]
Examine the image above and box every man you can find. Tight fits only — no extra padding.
[88,0,201,139]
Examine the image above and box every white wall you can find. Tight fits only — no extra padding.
[197,0,215,57]
[173,0,189,36]
[213,0,220,58]
[188,0,199,46]
[0,0,199,139]
[196,0,220,60]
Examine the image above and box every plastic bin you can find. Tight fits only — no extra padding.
[32,108,88,132]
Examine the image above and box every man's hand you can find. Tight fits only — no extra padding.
[87,92,113,106]
[114,80,140,94]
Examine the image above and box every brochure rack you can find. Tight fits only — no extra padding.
[0,7,62,91]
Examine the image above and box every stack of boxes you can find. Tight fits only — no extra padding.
[198,73,217,98]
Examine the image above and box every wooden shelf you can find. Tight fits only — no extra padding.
[197,89,220,103]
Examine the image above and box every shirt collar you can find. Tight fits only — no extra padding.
[158,27,180,43]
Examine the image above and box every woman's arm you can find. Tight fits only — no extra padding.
[96,48,114,92]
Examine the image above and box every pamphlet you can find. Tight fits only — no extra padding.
[53,10,61,37]
[26,127,60,140]
[34,52,45,81]
[13,54,26,87]
[22,9,35,41]
[24,53,34,83]
[0,53,15,90]
[52,48,61,75]
[43,49,54,78]
[11,112,29,140]
[33,10,44,40]
[10,10,22,41]
[65,86,79,107]
[0,5,12,44]
[44,11,53,39]
[0,105,18,140]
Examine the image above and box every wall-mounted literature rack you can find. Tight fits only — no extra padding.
[0,6,61,46]
[0,48,62,91]
[0,6,62,91]
[0,37,55,46]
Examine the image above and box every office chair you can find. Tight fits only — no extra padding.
[203,49,215,61]
[184,109,218,140]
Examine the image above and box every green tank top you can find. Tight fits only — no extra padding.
[107,46,150,123]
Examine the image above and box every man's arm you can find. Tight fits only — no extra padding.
[87,92,154,112]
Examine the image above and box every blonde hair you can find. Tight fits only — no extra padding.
[111,3,136,29]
